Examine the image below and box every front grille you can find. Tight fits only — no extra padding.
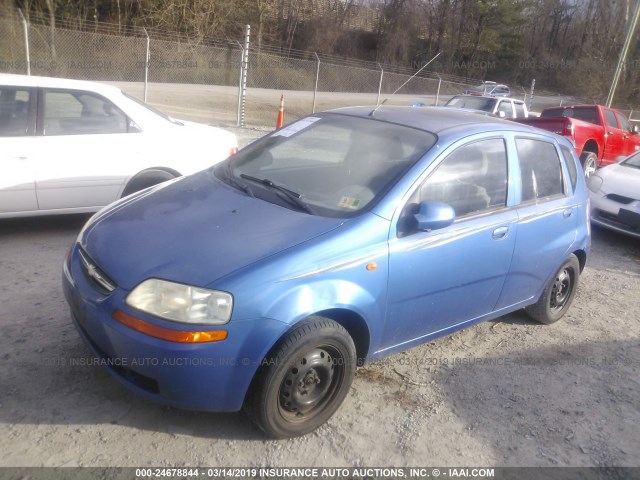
[78,247,117,294]
[606,194,636,205]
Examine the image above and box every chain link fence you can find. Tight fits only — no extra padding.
[3,9,631,129]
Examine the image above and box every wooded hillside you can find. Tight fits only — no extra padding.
[10,0,640,106]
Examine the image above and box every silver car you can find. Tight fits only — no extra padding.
[588,152,640,238]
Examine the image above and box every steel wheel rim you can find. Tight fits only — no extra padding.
[278,345,344,423]
[584,159,596,178]
[550,268,572,312]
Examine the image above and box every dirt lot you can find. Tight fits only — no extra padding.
[1,126,639,467]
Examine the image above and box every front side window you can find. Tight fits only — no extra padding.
[516,138,565,202]
[417,138,508,218]
[0,87,31,137]
[221,114,437,217]
[43,90,128,135]
[615,112,631,133]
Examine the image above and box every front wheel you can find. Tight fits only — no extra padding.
[245,317,356,438]
[525,254,580,324]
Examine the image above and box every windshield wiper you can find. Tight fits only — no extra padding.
[240,174,315,214]
[223,163,254,197]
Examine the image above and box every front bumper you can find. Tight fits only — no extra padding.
[62,245,288,412]
[591,193,640,239]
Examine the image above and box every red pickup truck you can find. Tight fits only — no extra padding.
[516,105,640,176]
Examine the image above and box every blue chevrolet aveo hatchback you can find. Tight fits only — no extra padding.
[63,107,590,438]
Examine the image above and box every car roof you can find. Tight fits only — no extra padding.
[327,106,537,136]
[0,73,122,96]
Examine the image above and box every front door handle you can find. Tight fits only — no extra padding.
[563,209,573,218]
[492,226,509,239]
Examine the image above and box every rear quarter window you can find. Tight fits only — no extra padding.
[560,145,578,193]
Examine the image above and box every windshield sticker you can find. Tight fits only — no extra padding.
[337,196,361,210]
[272,117,321,137]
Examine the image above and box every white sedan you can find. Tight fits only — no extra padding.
[0,73,238,218]
[588,151,640,238]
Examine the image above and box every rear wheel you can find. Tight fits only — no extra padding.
[245,316,356,438]
[525,254,580,324]
[580,151,598,178]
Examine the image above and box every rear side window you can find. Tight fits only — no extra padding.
[497,101,513,118]
[516,138,564,202]
[43,90,128,136]
[542,107,600,125]
[0,87,32,137]
[560,145,578,192]
[604,110,619,129]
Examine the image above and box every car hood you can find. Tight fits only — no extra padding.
[81,171,345,291]
[600,163,640,199]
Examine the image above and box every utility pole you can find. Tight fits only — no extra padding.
[606,0,640,107]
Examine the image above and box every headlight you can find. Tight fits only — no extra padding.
[126,279,233,325]
[587,175,603,193]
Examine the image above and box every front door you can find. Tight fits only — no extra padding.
[33,88,139,210]
[382,136,516,351]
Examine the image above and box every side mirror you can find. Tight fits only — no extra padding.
[414,201,456,231]
[498,111,506,119]
[632,125,639,134]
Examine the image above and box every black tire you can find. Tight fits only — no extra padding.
[121,169,178,197]
[525,254,580,325]
[580,151,598,179]
[245,316,356,439]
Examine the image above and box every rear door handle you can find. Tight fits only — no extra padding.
[492,226,509,239]
[563,209,573,218]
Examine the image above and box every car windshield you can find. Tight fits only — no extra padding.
[446,96,496,111]
[218,114,436,218]
[622,152,640,169]
[122,92,183,125]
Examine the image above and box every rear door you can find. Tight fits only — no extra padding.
[602,108,625,163]
[0,86,38,214]
[496,135,576,309]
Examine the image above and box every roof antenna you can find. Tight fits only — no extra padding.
[369,51,442,117]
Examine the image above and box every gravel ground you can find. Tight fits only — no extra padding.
[1,122,639,469]
[1,188,639,468]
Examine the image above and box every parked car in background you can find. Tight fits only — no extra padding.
[516,104,640,177]
[0,73,238,218]
[588,151,640,238]
[464,81,511,97]
[445,95,529,119]
[64,107,590,438]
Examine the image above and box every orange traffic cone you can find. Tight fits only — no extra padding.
[276,94,284,129]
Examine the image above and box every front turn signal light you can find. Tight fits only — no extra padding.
[112,310,228,343]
